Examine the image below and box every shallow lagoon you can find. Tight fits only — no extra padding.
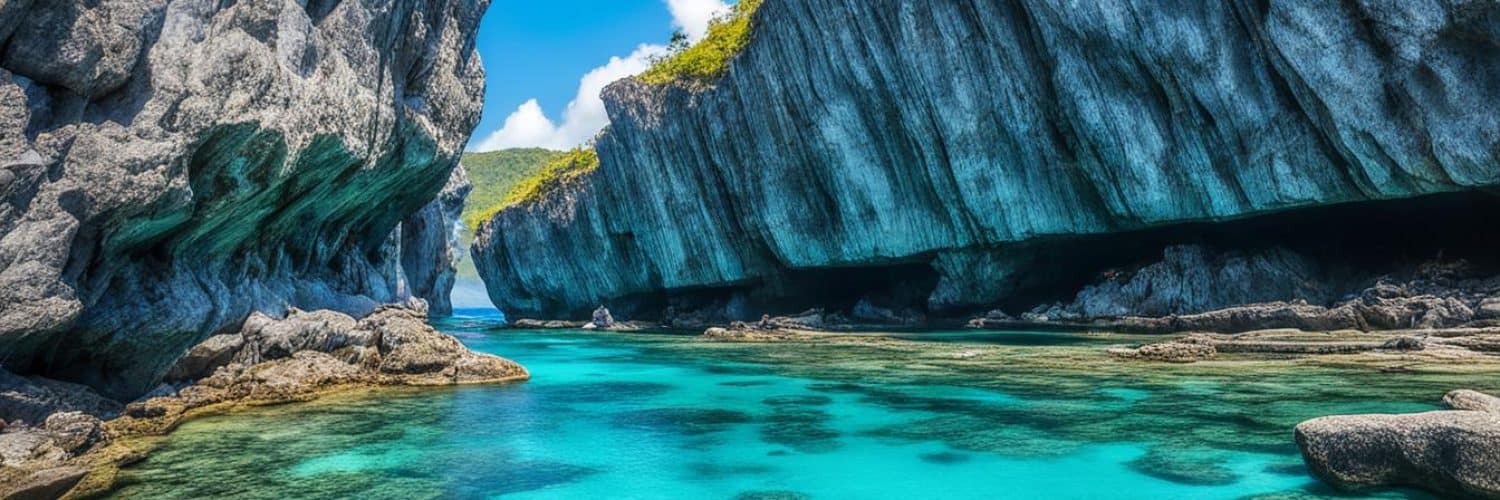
[107,309,1500,499]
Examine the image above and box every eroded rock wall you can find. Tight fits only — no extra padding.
[475,0,1500,319]
[0,0,487,397]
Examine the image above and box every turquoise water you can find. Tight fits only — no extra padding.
[106,309,1494,499]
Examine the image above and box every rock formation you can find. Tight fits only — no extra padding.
[982,247,1500,334]
[473,0,1500,323]
[1297,389,1500,498]
[403,167,473,317]
[0,306,526,498]
[0,0,488,398]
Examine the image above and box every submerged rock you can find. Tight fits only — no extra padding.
[0,0,487,399]
[1108,341,1218,363]
[1296,390,1500,498]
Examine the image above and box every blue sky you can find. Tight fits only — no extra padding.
[468,0,730,151]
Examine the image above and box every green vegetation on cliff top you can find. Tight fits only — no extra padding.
[639,0,763,85]
[460,148,563,230]
[471,147,600,226]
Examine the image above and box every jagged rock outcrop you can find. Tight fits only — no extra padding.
[0,306,526,498]
[0,0,488,398]
[987,247,1500,333]
[474,0,1500,321]
[1068,246,1334,319]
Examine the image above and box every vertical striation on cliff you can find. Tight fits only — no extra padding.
[474,0,1500,320]
[0,0,488,397]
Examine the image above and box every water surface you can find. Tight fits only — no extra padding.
[109,309,1497,499]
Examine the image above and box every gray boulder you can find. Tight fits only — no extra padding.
[1297,390,1500,498]
[591,306,616,329]
[1444,390,1500,414]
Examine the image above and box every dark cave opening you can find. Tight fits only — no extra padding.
[980,190,1500,317]
[653,190,1500,324]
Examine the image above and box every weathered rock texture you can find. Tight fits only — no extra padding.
[474,0,1500,321]
[0,306,526,498]
[987,248,1500,334]
[0,0,488,398]
[1297,389,1500,498]
[404,167,473,317]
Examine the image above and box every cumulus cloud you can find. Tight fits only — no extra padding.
[667,0,730,41]
[471,0,730,152]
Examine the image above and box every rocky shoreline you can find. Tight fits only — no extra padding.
[502,247,1500,344]
[0,307,527,499]
[1297,390,1500,498]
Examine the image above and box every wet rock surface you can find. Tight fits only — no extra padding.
[0,0,488,399]
[1296,390,1500,498]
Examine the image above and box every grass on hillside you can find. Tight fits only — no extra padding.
[468,147,600,228]
[460,148,564,231]
[639,0,764,86]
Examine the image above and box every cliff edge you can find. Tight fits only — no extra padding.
[474,0,1500,323]
[0,0,488,398]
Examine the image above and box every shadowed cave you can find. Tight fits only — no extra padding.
[594,191,1500,325]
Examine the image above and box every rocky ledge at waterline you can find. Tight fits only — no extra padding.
[973,245,1500,334]
[0,0,487,400]
[1297,389,1500,498]
[0,307,526,499]
[474,0,1500,327]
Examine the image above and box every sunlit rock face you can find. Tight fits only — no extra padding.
[475,0,1500,320]
[0,0,487,398]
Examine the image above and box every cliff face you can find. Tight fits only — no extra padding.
[403,166,472,317]
[475,0,1500,320]
[0,0,486,397]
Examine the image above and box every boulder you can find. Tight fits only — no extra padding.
[591,306,616,328]
[2,466,88,500]
[1109,340,1217,363]
[1444,390,1500,414]
[1477,298,1500,320]
[40,411,103,455]
[1297,391,1500,498]
[163,333,244,381]
[0,370,120,425]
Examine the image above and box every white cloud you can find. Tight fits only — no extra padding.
[470,0,731,152]
[667,0,730,41]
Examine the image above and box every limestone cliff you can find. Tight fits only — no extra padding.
[0,0,487,397]
[474,0,1500,321]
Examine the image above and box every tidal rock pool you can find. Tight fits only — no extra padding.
[105,310,1496,499]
